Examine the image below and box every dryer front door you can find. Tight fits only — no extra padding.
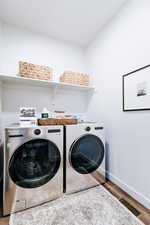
[67,134,105,193]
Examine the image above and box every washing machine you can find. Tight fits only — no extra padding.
[65,123,106,194]
[3,125,63,215]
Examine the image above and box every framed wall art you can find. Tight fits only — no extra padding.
[123,65,150,111]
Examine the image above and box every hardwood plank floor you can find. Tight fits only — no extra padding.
[0,216,9,225]
[0,179,149,225]
[103,180,150,225]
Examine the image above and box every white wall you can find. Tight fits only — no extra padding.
[0,22,3,138]
[0,21,3,109]
[0,23,86,76]
[0,23,88,128]
[86,0,150,208]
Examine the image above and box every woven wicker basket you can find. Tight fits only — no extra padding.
[60,71,89,86]
[38,118,77,126]
[19,61,53,81]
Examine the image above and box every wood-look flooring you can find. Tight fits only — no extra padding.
[0,179,149,225]
[103,180,150,225]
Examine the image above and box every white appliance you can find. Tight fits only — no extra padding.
[65,123,106,194]
[3,126,63,215]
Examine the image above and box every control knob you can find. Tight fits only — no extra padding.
[34,129,41,135]
[85,126,91,132]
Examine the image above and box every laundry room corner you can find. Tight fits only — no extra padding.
[0,0,150,224]
[0,22,91,131]
[85,0,150,209]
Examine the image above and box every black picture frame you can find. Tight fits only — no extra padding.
[123,64,150,111]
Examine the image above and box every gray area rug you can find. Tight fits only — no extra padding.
[10,186,144,225]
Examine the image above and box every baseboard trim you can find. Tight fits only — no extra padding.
[105,171,150,209]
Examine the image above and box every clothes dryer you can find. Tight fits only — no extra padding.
[65,123,106,194]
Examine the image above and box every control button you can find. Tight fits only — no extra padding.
[48,129,61,133]
[9,134,23,138]
[34,129,41,135]
[95,126,103,130]
[85,126,91,132]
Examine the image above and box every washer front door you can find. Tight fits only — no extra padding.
[9,139,61,188]
[69,134,104,174]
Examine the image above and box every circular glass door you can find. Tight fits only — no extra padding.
[9,139,61,188]
[70,134,104,174]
